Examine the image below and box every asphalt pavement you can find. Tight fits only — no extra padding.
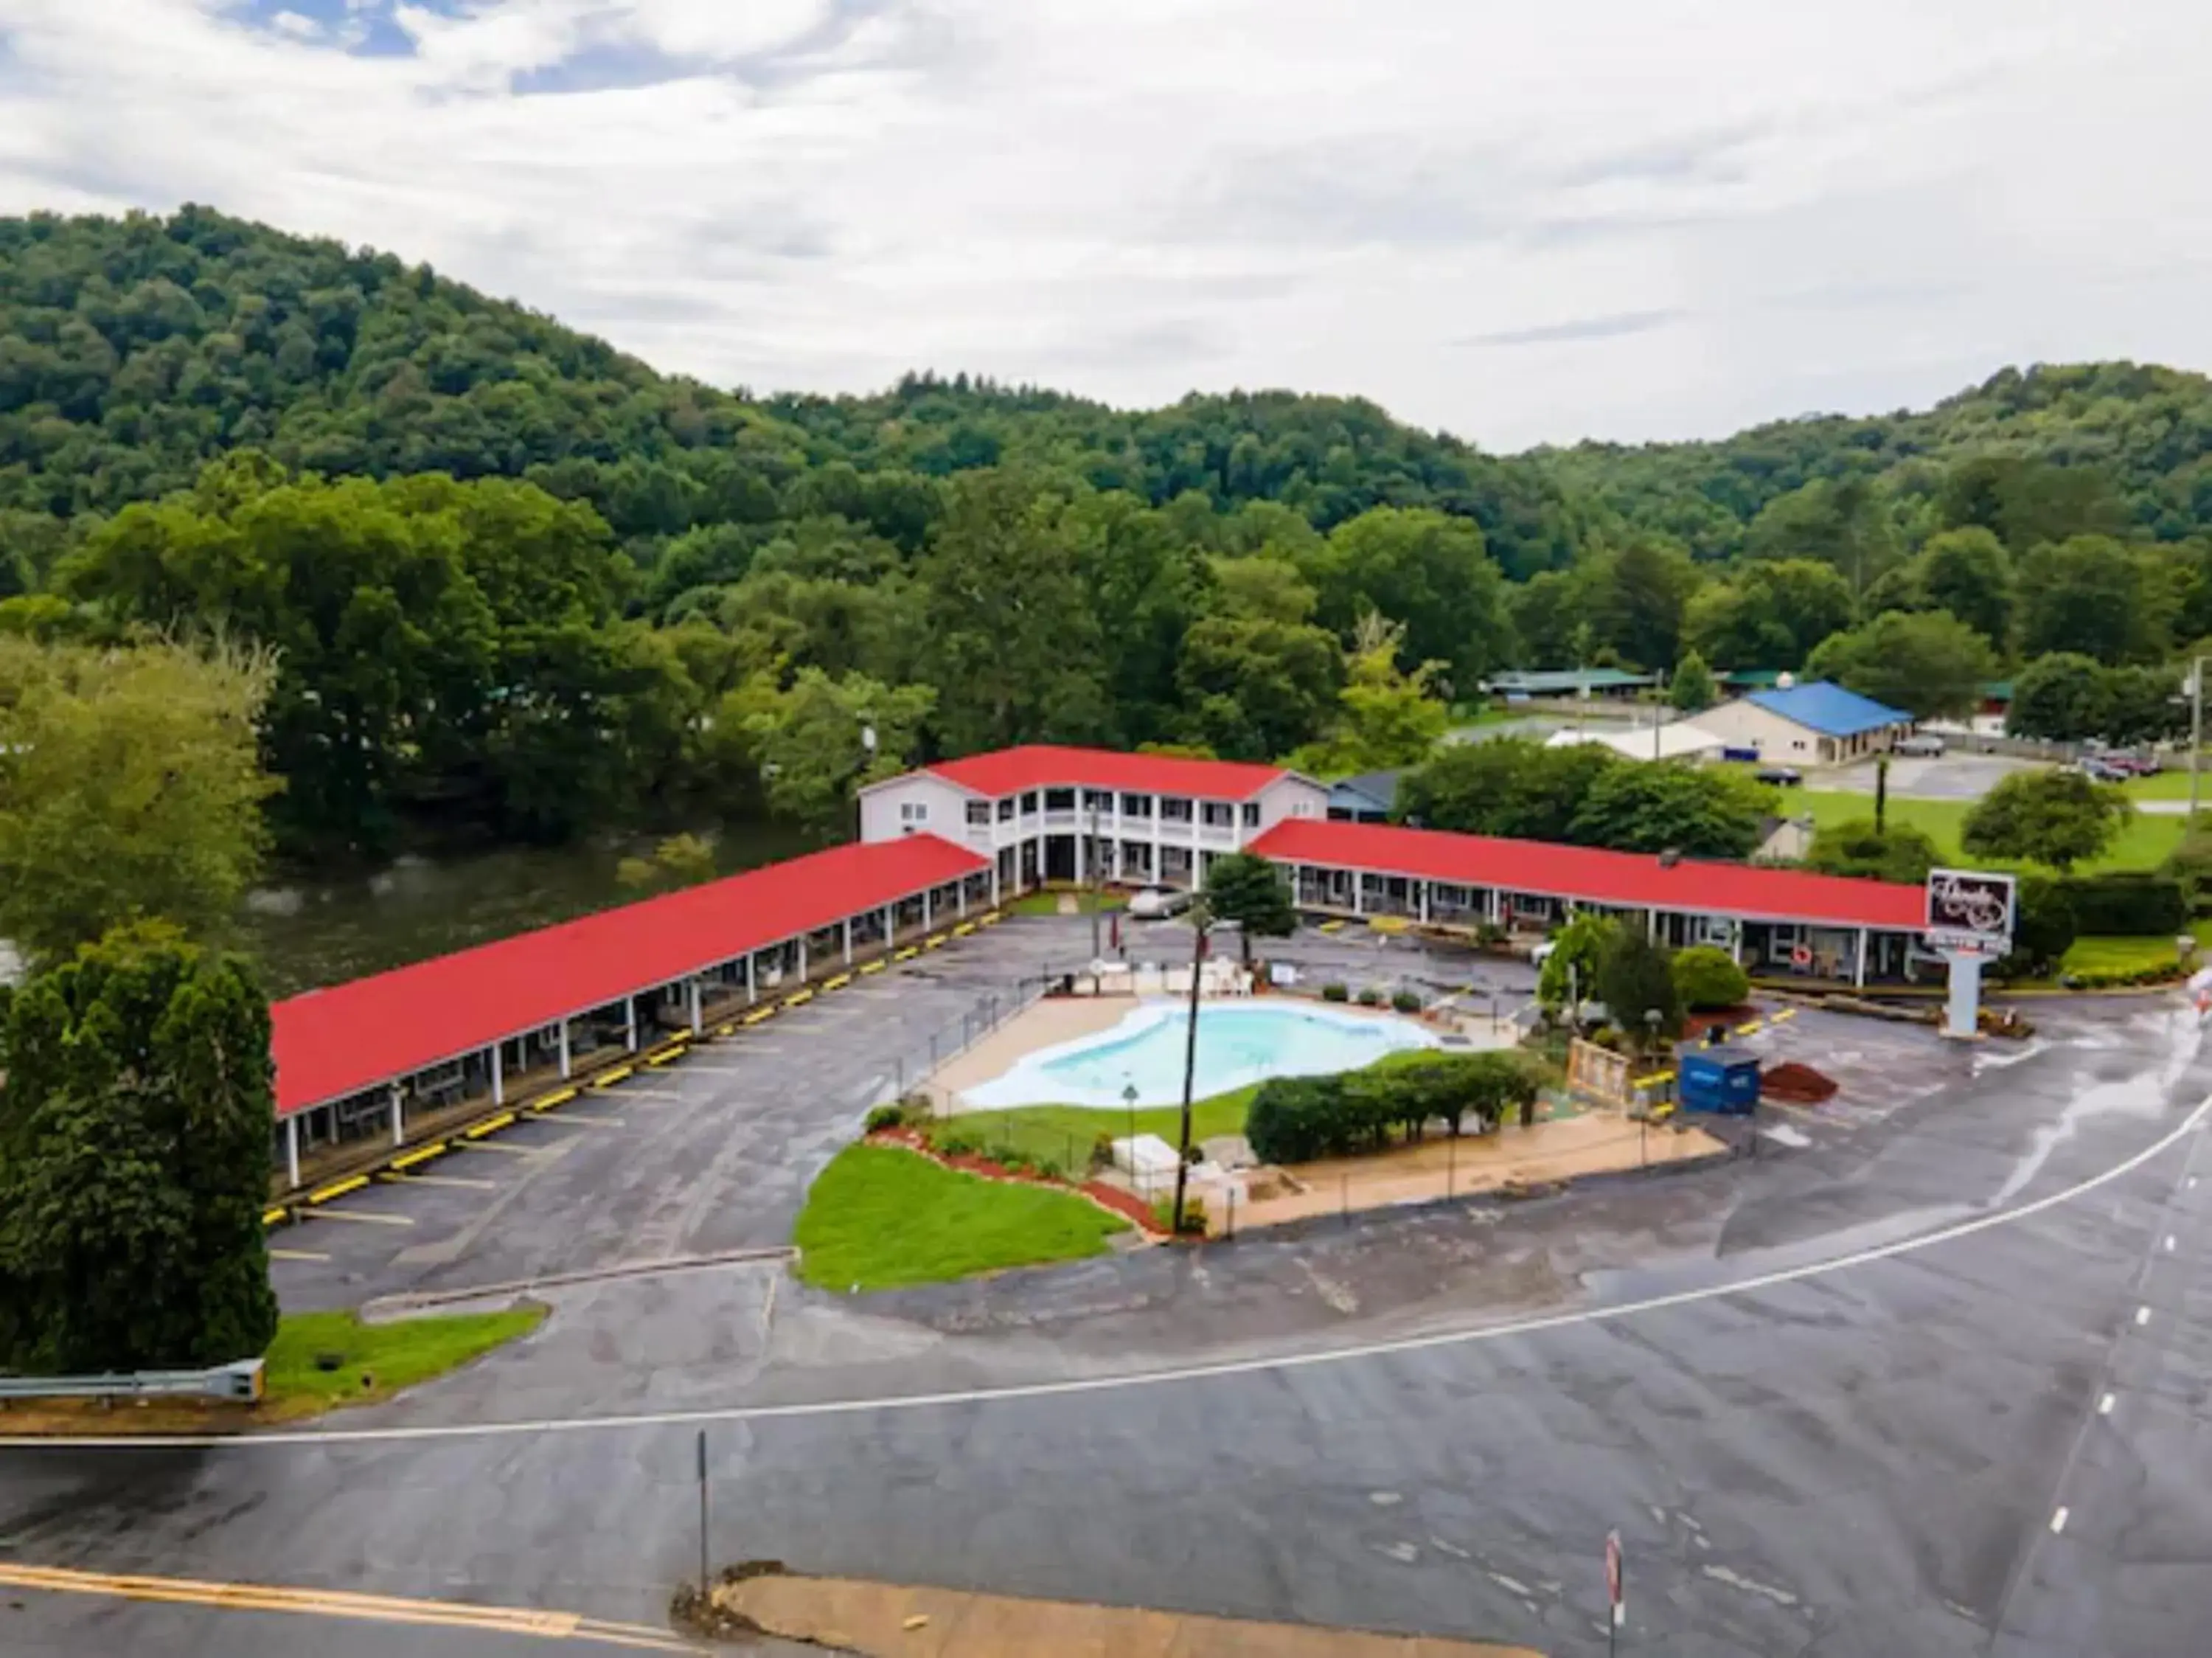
[3,937,2209,1656]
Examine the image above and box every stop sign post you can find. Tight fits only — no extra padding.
[1605,1529,1624,1654]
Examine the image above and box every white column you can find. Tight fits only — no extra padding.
[286,1114,301,1188]
[688,978,702,1035]
[923,889,933,931]
[843,918,854,963]
[745,954,757,1004]
[1075,828,1086,884]
[956,882,968,918]
[1352,872,1366,915]
[883,902,894,945]
[1729,923,1744,966]
[490,1042,505,1105]
[1648,911,1660,943]
[990,860,1001,906]
[1854,929,1869,988]
[1152,818,1164,888]
[625,999,639,1052]
[558,1021,571,1080]
[1419,881,1430,924]
[798,937,809,979]
[1486,887,1501,924]
[391,1083,405,1148]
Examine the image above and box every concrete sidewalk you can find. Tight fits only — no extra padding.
[718,1572,1543,1657]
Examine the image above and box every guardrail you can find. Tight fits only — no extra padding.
[0,1358,263,1404]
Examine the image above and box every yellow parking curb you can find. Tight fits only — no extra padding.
[978,912,1003,926]
[261,1206,291,1228]
[307,1175,368,1205]
[646,1044,686,1067]
[462,1111,516,1140]
[742,1006,776,1026]
[782,988,815,1010]
[922,934,947,951]
[951,921,975,937]
[894,946,919,962]
[859,959,888,976]
[714,1022,736,1036]
[532,1088,578,1110]
[388,1141,449,1171]
[823,972,853,992]
[593,1065,633,1088]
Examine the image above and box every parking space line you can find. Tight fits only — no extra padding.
[451,1140,541,1156]
[268,1248,330,1263]
[301,1208,416,1227]
[528,1111,626,1129]
[378,1171,497,1190]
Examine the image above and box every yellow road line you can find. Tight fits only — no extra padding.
[267,1248,330,1263]
[593,1065,635,1089]
[463,1111,518,1139]
[306,1175,369,1205]
[858,959,888,976]
[387,1142,449,1172]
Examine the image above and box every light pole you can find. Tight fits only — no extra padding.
[855,721,877,842]
[1122,1079,1138,1176]
[1089,791,1105,960]
[1171,898,1214,1236]
[2190,657,2207,823]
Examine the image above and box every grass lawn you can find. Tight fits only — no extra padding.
[1798,789,2184,874]
[793,1143,1129,1291]
[2124,770,2207,802]
[2059,935,2184,976]
[1004,889,1127,918]
[262,1307,545,1417]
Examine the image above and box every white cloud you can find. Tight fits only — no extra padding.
[0,0,2207,447]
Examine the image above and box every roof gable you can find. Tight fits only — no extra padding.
[1742,681,1910,738]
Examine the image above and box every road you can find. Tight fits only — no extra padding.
[1,961,2208,1654]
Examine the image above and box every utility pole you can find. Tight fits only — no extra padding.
[1171,899,1212,1235]
[1089,792,1104,960]
[2191,657,2205,824]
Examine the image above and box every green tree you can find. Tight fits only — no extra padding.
[2017,537,2171,665]
[917,470,1111,752]
[1938,457,2129,552]
[1593,923,1680,1048]
[1565,763,1772,858]
[1201,851,1297,966]
[1746,476,1899,594]
[743,669,934,839]
[1296,507,1511,693]
[1913,527,2014,648]
[1507,569,1583,670]
[1682,560,1856,670]
[0,635,276,969]
[1669,649,1717,712]
[0,925,279,1374]
[2007,652,2110,741]
[1207,555,1318,625]
[1804,820,1940,884]
[1537,912,1617,1014]
[1671,946,1750,1012]
[1804,609,1996,720]
[1397,737,1617,843]
[1962,769,2132,871]
[1584,543,1700,671]
[1176,614,1343,761]
[1288,614,1449,774]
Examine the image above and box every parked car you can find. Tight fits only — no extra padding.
[1755,766,1804,787]
[1894,733,1946,757]
[2077,758,2129,783]
[1127,886,1194,919]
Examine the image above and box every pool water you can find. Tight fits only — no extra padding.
[961,1000,1439,1109]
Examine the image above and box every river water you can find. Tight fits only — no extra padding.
[232,822,815,999]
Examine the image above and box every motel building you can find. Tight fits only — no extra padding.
[265,743,1930,1194]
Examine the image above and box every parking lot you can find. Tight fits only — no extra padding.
[268,915,1091,1311]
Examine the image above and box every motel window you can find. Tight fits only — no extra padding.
[1200,801,1234,828]
[1020,791,1039,814]
[966,801,992,828]
[1161,797,1193,822]
[1239,802,1260,828]
[900,802,929,824]
[1044,787,1076,811]
[996,797,1016,822]
[1120,792,1152,818]
[1083,788,1113,813]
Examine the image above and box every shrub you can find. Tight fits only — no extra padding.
[936,1128,984,1158]
[1998,873,2076,977]
[1671,946,1749,1011]
[1034,1157,1066,1183]
[1321,982,1349,1002]
[1247,1055,1543,1163]
[2165,830,2212,915]
[1355,986,1384,1007]
[863,1104,904,1133]
[1391,989,1422,1013]
[1475,920,1509,948]
[1090,1132,1116,1170]
[2056,872,2188,937]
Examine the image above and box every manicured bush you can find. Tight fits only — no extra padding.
[1997,873,2076,977]
[1321,982,1349,1002]
[864,1104,905,1133]
[1090,1132,1116,1170]
[2164,830,2212,915]
[936,1128,984,1158]
[1246,1055,1543,1164]
[1355,986,1384,1007]
[1034,1157,1065,1183]
[1391,989,1422,1013]
[1671,946,1750,1011]
[2056,872,2187,937]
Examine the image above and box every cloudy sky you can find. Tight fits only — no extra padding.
[0,1,2205,448]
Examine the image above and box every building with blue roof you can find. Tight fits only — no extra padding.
[1696,679,1916,766]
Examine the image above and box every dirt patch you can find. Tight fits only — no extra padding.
[1761,1061,1840,1104]
[706,1567,1545,1657]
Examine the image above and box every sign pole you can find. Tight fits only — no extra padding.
[696,1429,710,1597]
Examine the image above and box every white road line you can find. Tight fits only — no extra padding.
[2166,1235,2177,1252]
[2098,1393,2115,1416]
[299,1209,416,1228]
[14,1088,2207,1453]
[2049,1508,2069,1535]
[268,1249,330,1263]
[2135,1306,2152,1327]
[383,1173,496,1191]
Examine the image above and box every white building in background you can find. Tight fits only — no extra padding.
[858,744,1329,895]
[1545,719,1728,763]
[1694,681,1915,767]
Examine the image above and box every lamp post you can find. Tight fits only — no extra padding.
[1171,898,1214,1236]
[2190,657,2208,823]
[855,721,877,842]
[1122,1078,1138,1173]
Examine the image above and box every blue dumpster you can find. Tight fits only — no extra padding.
[1677,1044,1761,1115]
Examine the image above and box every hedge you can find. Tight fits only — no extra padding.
[1670,946,1748,1012]
[1245,1053,1540,1165]
[2055,873,2187,938]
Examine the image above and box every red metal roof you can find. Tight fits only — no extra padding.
[916,744,1291,800]
[1249,819,1924,930]
[268,834,987,1117]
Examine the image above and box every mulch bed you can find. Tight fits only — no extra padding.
[1761,1061,1840,1104]
[866,1128,1167,1238]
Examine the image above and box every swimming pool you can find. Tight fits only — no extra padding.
[960,1000,1439,1109]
